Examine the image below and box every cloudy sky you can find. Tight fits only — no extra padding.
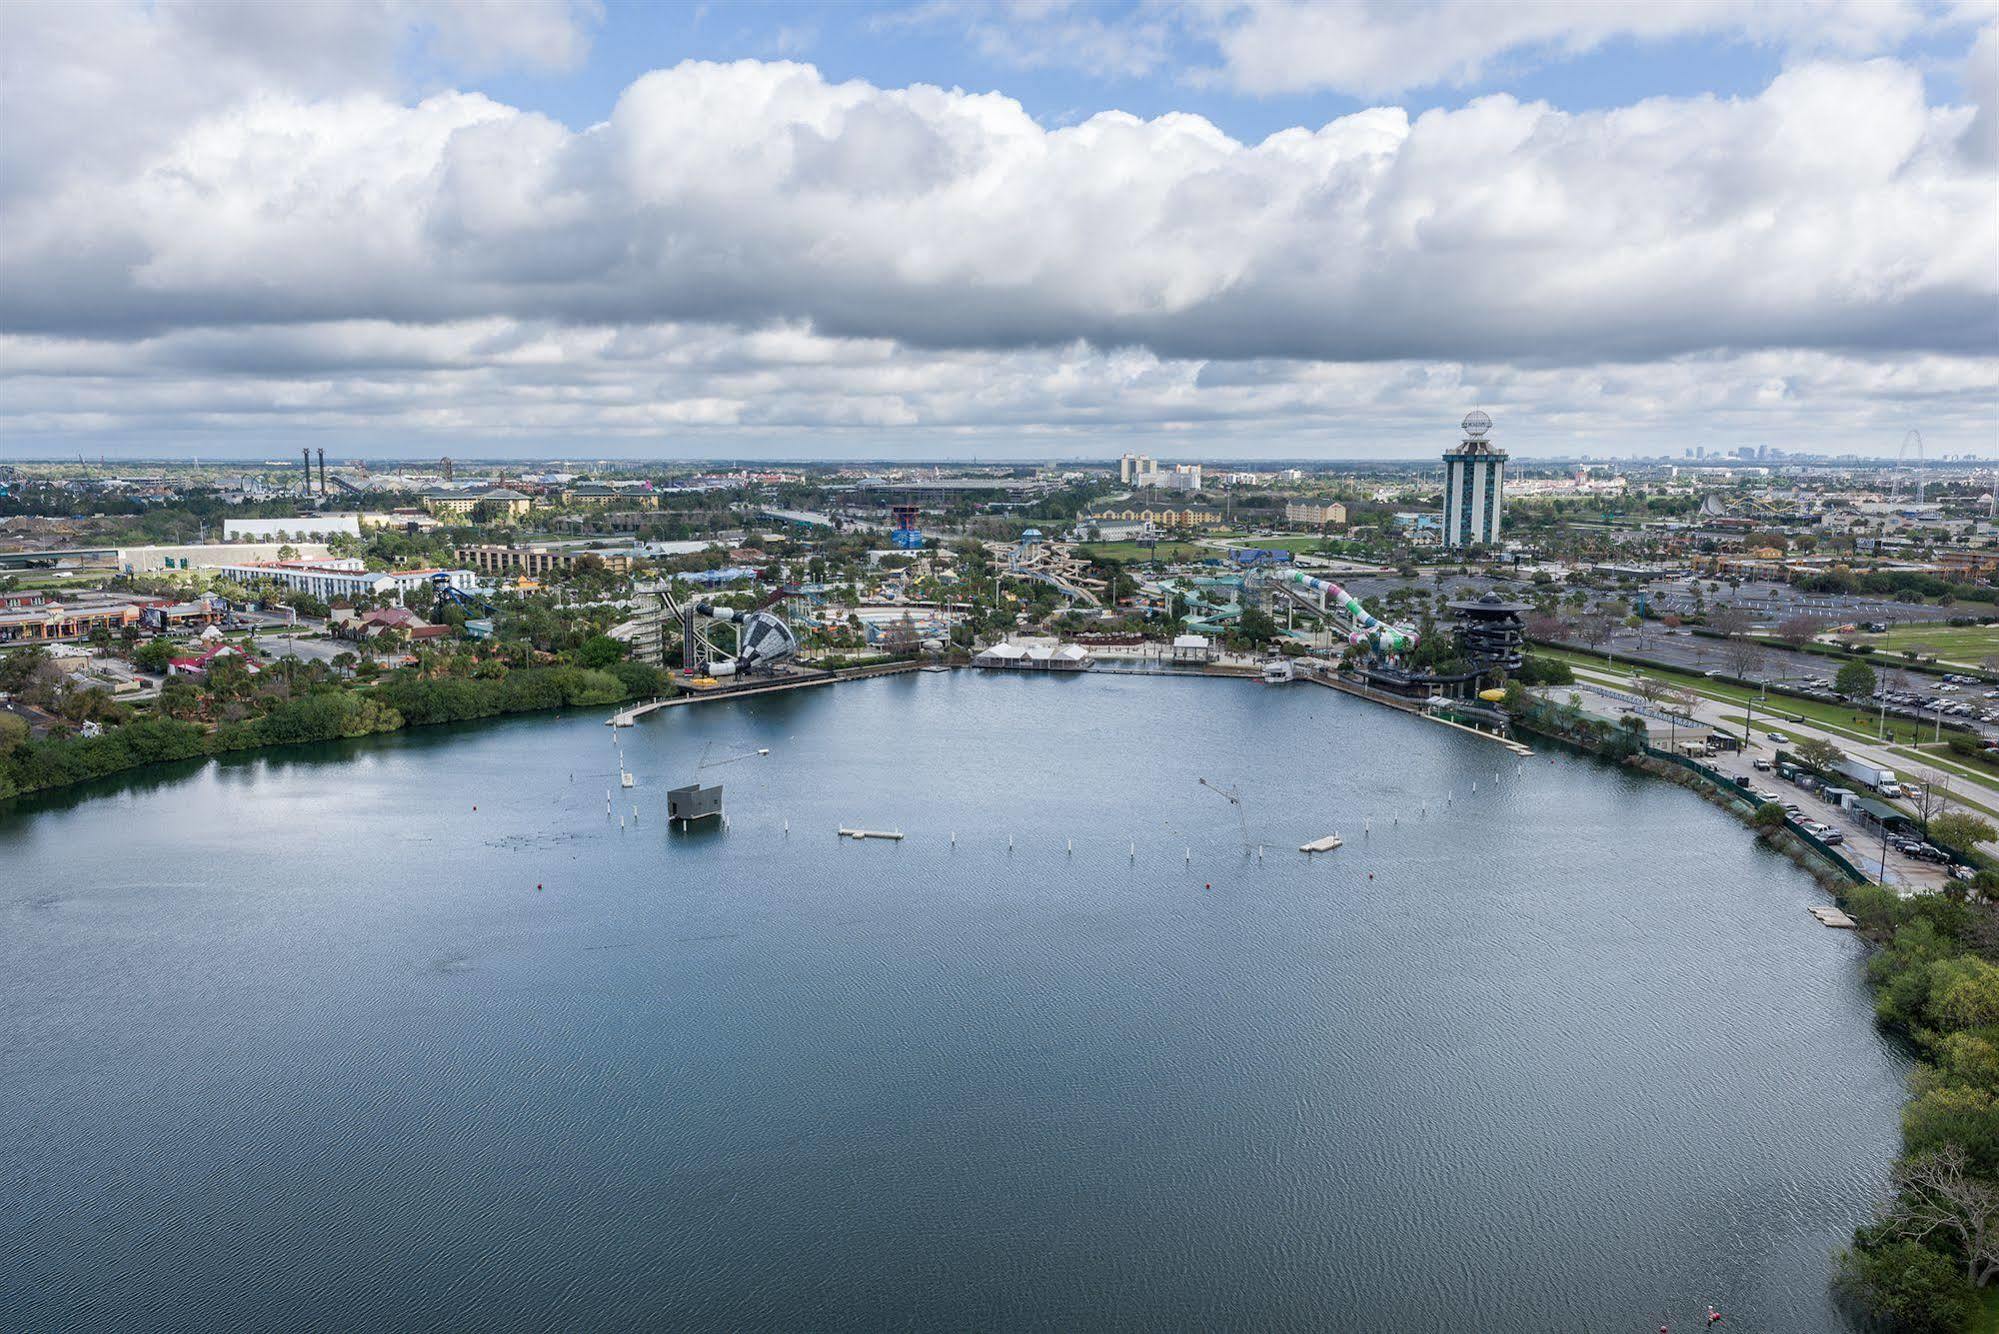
[1,0,1994,462]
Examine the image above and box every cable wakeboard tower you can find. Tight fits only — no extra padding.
[1260,569,1418,654]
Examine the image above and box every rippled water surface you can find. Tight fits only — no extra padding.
[3,673,1908,1330]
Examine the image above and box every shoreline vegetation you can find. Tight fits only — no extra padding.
[0,661,656,803]
[1512,692,1999,1333]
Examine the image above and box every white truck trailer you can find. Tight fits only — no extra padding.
[1835,756,1903,797]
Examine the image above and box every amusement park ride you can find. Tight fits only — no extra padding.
[1255,569,1419,654]
[656,583,801,681]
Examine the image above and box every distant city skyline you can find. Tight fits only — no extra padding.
[2,1,1994,460]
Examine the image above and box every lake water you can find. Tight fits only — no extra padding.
[2,671,1908,1331]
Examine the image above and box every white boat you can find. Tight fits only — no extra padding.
[1262,659,1297,684]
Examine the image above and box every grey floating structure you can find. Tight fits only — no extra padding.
[666,782,724,823]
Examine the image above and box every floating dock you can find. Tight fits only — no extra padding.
[1299,834,1345,853]
[1809,905,1857,929]
[839,828,905,841]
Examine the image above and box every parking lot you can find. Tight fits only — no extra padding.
[1700,738,1954,894]
[251,633,353,667]
[1633,579,1954,628]
[1585,626,1999,741]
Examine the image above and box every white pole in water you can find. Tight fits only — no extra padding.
[1129,841,1135,861]
[1008,833,1014,853]
[1067,839,1073,856]
[951,831,957,847]
[1184,847,1191,863]
[784,818,789,835]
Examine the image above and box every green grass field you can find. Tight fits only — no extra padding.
[1850,621,1999,667]
[1224,535,1341,554]
[2,570,106,591]
[1075,541,1211,563]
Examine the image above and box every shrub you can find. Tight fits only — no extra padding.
[1835,1238,1977,1333]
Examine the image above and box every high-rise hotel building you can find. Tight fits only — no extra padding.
[1442,410,1505,548]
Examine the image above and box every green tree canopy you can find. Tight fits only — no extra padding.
[1931,813,1997,855]
[1795,737,1843,773]
[1835,660,1878,700]
[575,634,626,670]
[133,639,179,673]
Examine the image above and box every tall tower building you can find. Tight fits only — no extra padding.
[1442,410,1505,548]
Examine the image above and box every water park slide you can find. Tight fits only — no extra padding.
[1268,570,1419,652]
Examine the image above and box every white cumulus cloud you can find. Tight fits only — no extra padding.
[0,2,1993,457]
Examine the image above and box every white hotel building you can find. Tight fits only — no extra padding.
[216,558,475,602]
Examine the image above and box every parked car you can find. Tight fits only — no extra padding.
[1752,758,1773,771]
[1820,829,1845,845]
[1766,731,1790,743]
